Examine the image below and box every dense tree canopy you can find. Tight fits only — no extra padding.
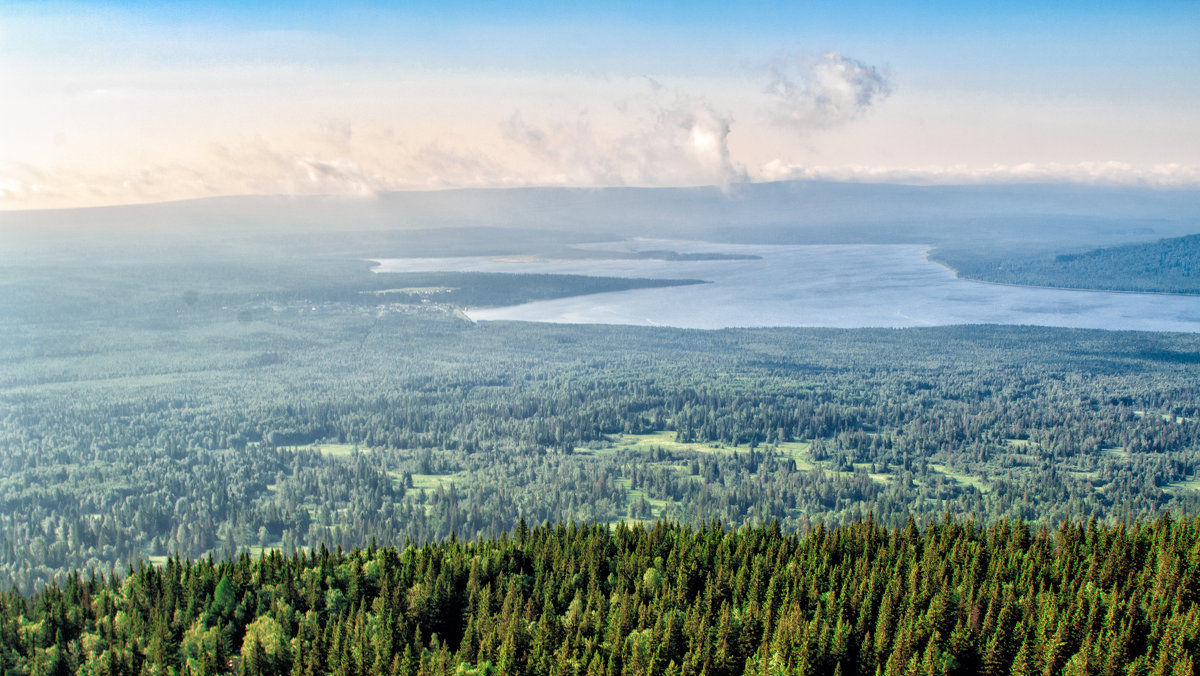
[3,517,1198,675]
[4,307,1200,593]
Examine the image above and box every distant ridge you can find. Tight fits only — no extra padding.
[3,180,1198,233]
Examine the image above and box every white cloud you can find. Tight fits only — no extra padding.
[765,51,892,131]
[500,89,746,189]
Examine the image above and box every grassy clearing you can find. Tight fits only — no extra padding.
[930,464,989,492]
[1165,475,1200,496]
[595,431,812,459]
[593,431,914,499]
[1133,411,1192,423]
[308,444,363,457]
[362,287,455,295]
[848,463,893,485]
[614,478,677,525]
[610,431,740,454]
[628,491,672,515]
[584,433,828,484]
[1102,447,1129,460]
[408,473,462,491]
[776,442,816,469]
[1066,469,1101,483]
[277,443,364,457]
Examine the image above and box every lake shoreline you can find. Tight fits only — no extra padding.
[376,240,1200,333]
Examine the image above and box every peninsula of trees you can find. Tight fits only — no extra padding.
[933,233,1200,295]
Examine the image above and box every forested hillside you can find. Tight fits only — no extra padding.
[4,230,1200,593]
[3,517,1197,675]
[4,301,1200,593]
[933,233,1200,294]
[3,205,1200,593]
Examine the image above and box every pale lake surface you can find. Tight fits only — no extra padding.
[372,240,1200,332]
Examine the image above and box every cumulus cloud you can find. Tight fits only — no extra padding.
[501,90,746,189]
[765,51,892,131]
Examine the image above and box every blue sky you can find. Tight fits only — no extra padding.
[2,0,1198,208]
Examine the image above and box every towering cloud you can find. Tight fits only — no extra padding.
[766,51,892,131]
[501,89,746,189]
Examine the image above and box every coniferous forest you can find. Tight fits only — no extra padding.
[5,305,1200,596]
[3,517,1198,675]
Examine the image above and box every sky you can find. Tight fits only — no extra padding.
[1,1,1198,209]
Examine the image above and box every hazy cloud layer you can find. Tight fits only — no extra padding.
[0,49,894,208]
[765,52,892,131]
[0,84,752,207]
[1,143,397,207]
[9,155,1197,211]
[760,160,1200,187]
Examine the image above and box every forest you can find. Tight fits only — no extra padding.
[932,233,1200,294]
[3,253,1200,593]
[2,516,1197,675]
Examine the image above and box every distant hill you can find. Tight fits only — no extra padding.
[934,232,1200,294]
[4,181,1198,259]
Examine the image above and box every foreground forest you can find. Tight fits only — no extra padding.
[3,517,1198,675]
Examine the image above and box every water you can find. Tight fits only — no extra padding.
[372,240,1200,332]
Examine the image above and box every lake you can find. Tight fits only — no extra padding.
[372,239,1200,332]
